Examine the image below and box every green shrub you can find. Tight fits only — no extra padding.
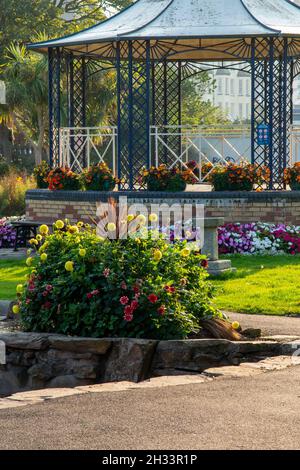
[0,157,10,178]
[17,222,219,339]
[0,173,35,217]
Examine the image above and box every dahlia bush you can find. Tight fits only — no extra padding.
[218,223,300,255]
[17,221,218,339]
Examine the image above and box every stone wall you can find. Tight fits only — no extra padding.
[0,331,291,398]
[26,189,300,225]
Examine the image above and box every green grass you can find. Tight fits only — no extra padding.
[211,255,300,316]
[0,259,29,300]
[0,255,299,315]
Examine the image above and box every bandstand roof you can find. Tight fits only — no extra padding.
[29,0,300,61]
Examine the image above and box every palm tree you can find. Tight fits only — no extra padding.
[0,43,48,165]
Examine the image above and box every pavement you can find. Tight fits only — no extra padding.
[228,312,300,336]
[0,362,300,450]
[0,248,27,260]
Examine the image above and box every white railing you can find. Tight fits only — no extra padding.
[150,125,251,182]
[59,126,117,174]
[59,125,300,180]
[290,126,300,165]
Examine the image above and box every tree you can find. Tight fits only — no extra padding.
[0,1,133,65]
[0,44,49,164]
[181,73,229,126]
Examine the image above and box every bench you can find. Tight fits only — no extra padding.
[11,220,51,251]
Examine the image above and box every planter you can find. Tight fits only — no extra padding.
[213,181,253,192]
[85,182,116,191]
[147,179,187,192]
[36,176,49,189]
[290,181,300,191]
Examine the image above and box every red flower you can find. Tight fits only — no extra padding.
[120,296,129,305]
[124,305,133,316]
[131,300,139,311]
[157,305,166,316]
[91,290,100,296]
[46,284,53,292]
[124,312,133,322]
[148,294,158,304]
[87,292,93,300]
[164,285,175,293]
[121,281,127,290]
[43,301,52,310]
[133,285,140,294]
[201,259,209,269]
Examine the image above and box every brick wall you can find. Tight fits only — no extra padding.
[26,190,300,225]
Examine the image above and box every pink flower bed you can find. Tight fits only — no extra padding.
[218,223,300,255]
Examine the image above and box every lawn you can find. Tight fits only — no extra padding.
[0,255,299,315]
[212,255,300,316]
[0,259,29,300]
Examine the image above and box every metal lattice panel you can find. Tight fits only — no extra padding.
[152,61,181,166]
[67,56,87,171]
[48,48,61,167]
[252,38,292,189]
[117,41,150,189]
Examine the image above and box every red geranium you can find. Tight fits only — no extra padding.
[148,294,158,304]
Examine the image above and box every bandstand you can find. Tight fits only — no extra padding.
[29,0,300,190]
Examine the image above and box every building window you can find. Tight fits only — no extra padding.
[246,103,250,118]
[217,78,223,95]
[239,103,243,119]
[246,80,250,97]
[239,79,243,96]
[225,78,229,95]
[230,79,235,96]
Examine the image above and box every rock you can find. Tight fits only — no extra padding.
[242,328,262,339]
[152,339,237,373]
[0,332,50,350]
[48,335,112,355]
[48,375,93,389]
[104,339,158,383]
[237,341,279,355]
[0,365,30,396]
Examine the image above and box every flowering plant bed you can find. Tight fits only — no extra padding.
[284,163,300,190]
[15,220,219,340]
[186,161,213,181]
[33,161,50,189]
[142,164,196,191]
[218,223,300,255]
[208,163,270,191]
[46,167,81,191]
[0,217,25,248]
[81,163,117,191]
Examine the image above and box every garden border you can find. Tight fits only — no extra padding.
[0,331,299,398]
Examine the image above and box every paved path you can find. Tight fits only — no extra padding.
[228,312,300,336]
[0,365,299,450]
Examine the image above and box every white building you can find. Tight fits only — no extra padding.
[202,65,251,122]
